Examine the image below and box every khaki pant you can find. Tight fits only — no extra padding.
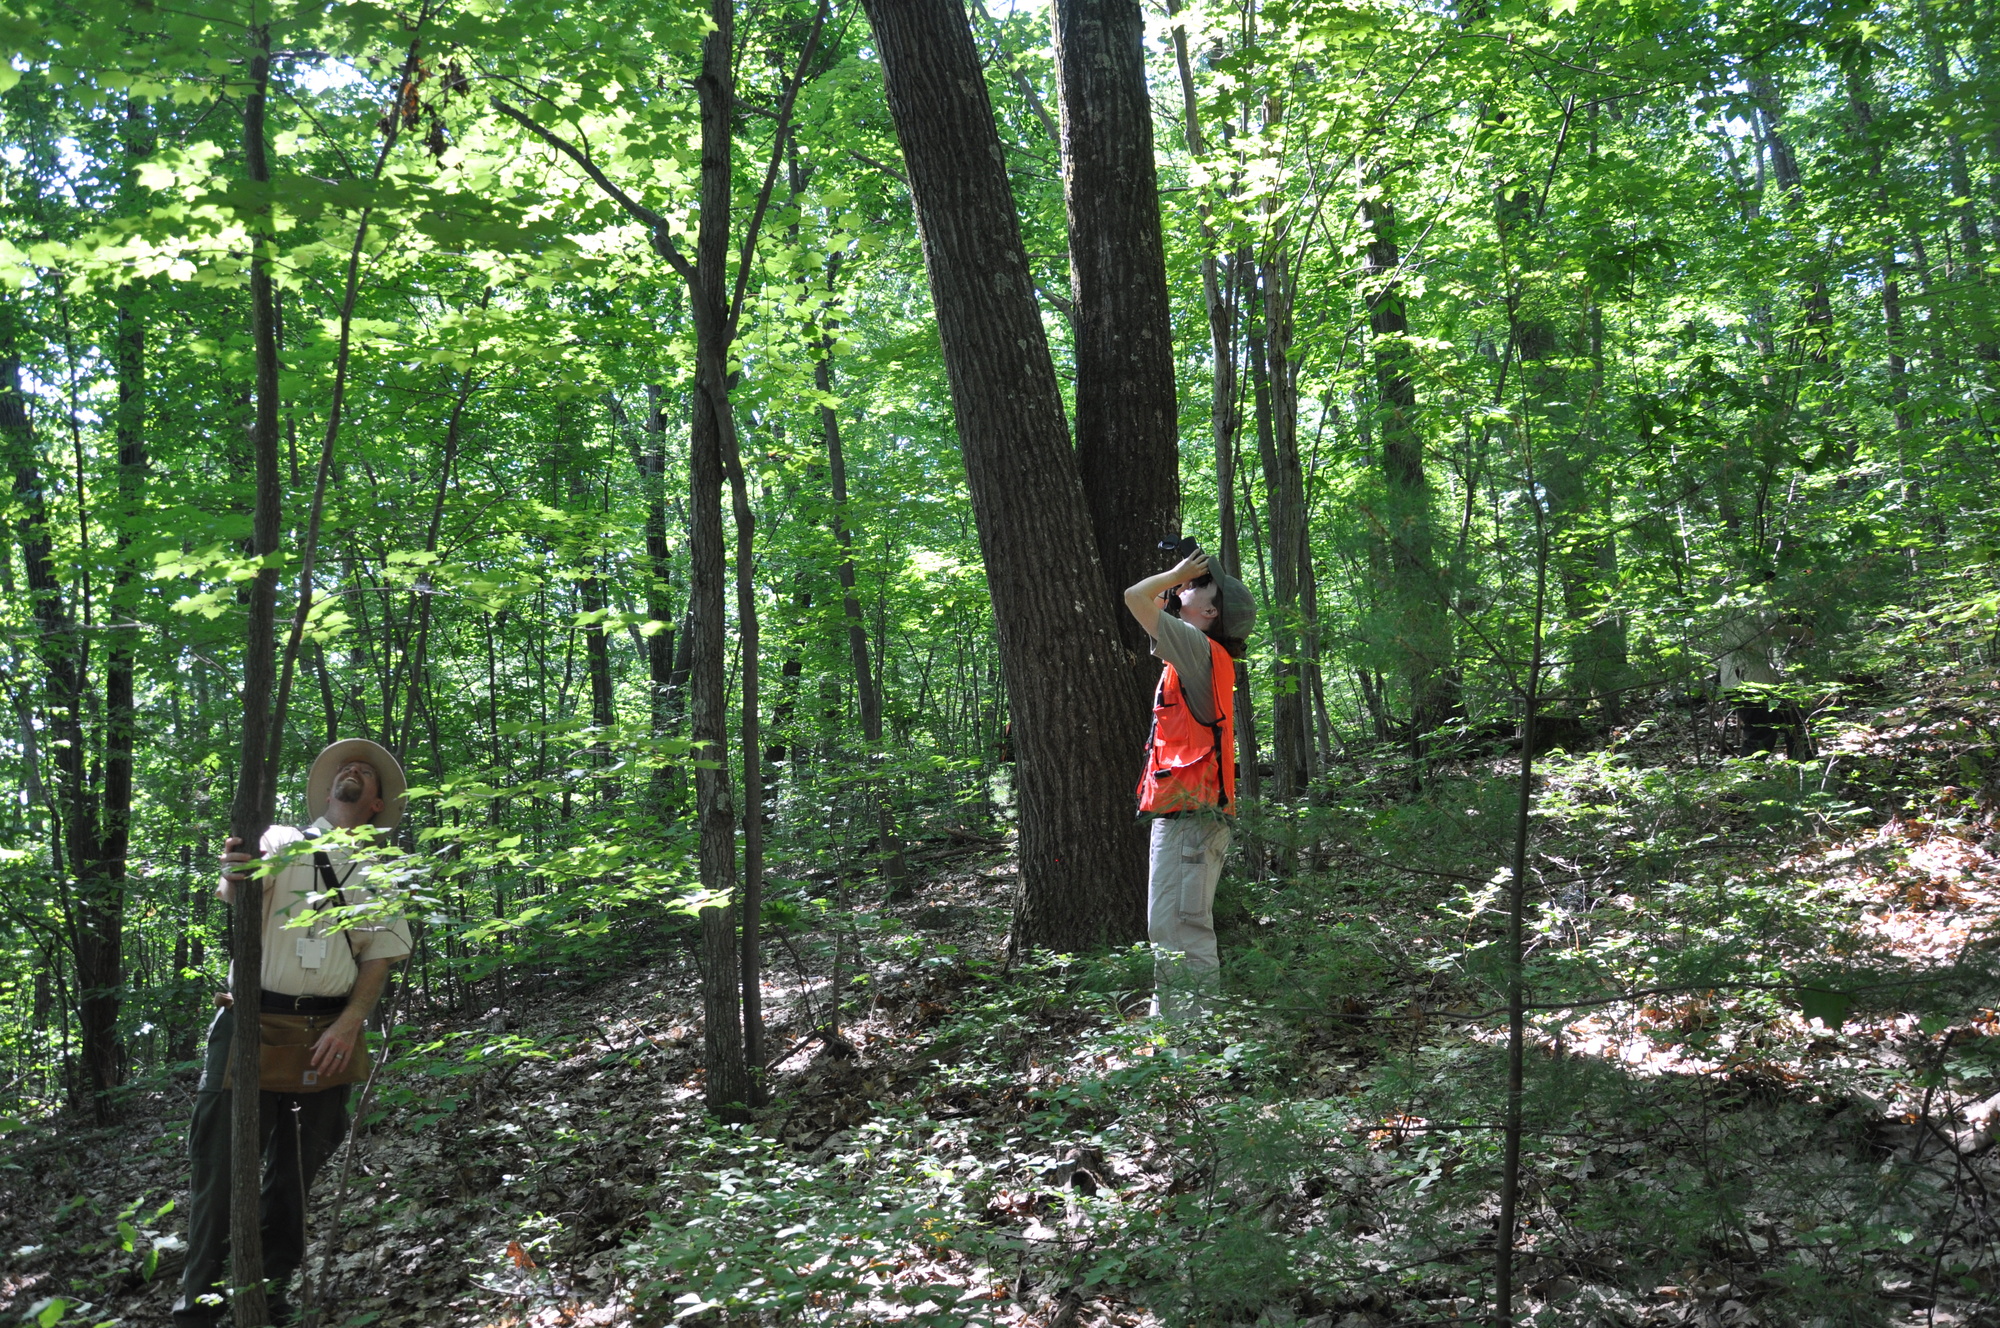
[1147,815,1230,1020]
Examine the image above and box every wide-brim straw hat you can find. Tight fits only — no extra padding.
[305,738,407,829]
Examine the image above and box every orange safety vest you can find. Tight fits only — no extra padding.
[1136,635,1236,815]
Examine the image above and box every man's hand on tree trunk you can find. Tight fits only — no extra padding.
[217,836,259,902]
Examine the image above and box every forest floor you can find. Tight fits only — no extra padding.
[6,670,2000,1328]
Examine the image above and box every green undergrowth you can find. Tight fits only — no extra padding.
[615,721,1999,1326]
[617,978,1995,1326]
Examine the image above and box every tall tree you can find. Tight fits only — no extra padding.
[861,0,1147,951]
[1050,0,1182,699]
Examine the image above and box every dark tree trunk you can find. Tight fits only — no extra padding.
[862,0,1147,952]
[96,263,147,1106]
[722,392,766,1086]
[226,29,282,1325]
[1051,0,1181,696]
[569,445,617,797]
[687,0,753,1119]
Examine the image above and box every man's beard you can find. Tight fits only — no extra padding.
[334,775,365,804]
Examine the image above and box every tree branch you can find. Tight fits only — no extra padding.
[729,0,831,336]
[488,96,697,284]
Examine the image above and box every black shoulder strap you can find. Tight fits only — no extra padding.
[1208,639,1231,811]
[312,850,364,958]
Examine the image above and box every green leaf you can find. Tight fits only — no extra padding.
[1797,988,1852,1030]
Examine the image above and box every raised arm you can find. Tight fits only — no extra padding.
[1124,552,1210,639]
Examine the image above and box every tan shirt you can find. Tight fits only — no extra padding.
[1151,611,1220,726]
[231,817,415,998]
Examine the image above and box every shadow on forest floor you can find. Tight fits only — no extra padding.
[5,673,2000,1328]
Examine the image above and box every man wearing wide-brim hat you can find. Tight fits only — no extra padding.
[173,739,414,1327]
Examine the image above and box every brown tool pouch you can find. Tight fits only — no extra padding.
[222,1011,370,1093]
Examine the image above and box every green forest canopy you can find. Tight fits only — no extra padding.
[0,0,1995,1116]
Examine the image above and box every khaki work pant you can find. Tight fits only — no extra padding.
[1147,814,1231,1020]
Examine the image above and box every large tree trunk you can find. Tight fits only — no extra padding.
[226,27,282,1325]
[862,0,1146,952]
[1051,0,1181,698]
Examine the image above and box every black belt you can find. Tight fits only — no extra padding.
[260,991,349,1016]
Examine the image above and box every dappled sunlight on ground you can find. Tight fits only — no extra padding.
[1534,803,1998,1113]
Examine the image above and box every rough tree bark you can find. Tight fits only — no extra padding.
[97,259,145,1107]
[862,0,1146,951]
[721,392,765,1082]
[1051,0,1182,703]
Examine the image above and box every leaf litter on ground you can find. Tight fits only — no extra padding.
[4,683,1999,1327]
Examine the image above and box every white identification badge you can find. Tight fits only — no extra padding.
[296,935,330,970]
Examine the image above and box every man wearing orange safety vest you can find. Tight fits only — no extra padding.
[1124,545,1256,1020]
